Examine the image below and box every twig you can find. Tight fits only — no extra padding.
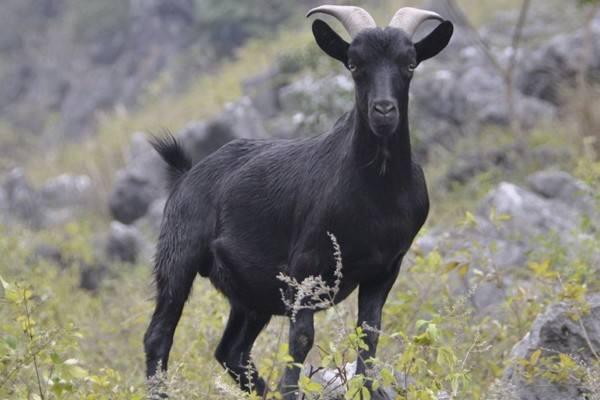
[23,287,45,400]
[557,274,600,361]
[445,0,504,74]
[506,0,532,134]
[576,2,600,154]
[446,0,532,134]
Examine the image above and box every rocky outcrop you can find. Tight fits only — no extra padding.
[105,221,143,264]
[498,295,600,400]
[108,132,166,224]
[517,14,600,105]
[0,0,198,140]
[416,170,596,311]
[108,98,266,225]
[0,168,92,228]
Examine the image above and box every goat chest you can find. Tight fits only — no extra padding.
[325,169,429,282]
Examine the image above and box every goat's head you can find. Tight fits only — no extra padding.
[308,5,453,138]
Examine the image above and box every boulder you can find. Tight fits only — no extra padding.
[527,169,595,214]
[501,294,600,400]
[478,182,580,239]
[242,66,283,119]
[0,168,95,228]
[109,99,266,224]
[79,263,108,292]
[219,97,268,140]
[104,221,143,264]
[138,197,166,233]
[410,64,555,158]
[178,121,235,163]
[517,16,600,105]
[108,132,166,224]
[278,74,353,136]
[416,176,596,312]
[40,174,92,209]
[1,168,44,227]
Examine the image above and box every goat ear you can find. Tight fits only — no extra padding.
[312,19,350,66]
[414,21,454,64]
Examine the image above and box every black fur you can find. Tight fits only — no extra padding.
[149,134,192,191]
[144,17,453,400]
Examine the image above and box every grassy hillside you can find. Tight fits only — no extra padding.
[1,0,599,399]
[2,139,599,398]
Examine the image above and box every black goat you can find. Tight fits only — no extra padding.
[144,5,453,399]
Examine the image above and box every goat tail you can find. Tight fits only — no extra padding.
[150,133,192,192]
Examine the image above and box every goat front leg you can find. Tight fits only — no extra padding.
[279,310,315,400]
[355,263,401,399]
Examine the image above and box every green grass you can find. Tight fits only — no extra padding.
[2,171,599,398]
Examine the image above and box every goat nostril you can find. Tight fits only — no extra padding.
[373,101,396,115]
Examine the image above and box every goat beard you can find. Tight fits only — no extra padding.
[364,137,393,175]
[377,139,392,176]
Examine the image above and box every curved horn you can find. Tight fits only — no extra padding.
[388,7,444,37]
[307,5,376,38]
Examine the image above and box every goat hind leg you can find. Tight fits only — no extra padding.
[144,250,200,380]
[215,307,271,394]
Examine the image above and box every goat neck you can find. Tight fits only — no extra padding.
[348,102,413,182]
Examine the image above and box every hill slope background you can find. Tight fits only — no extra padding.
[1,0,600,399]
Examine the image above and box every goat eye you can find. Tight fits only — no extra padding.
[347,62,357,72]
[408,64,417,73]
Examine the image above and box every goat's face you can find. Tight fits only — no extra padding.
[311,15,453,138]
[348,28,415,137]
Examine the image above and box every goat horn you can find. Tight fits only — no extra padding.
[388,7,444,37]
[306,5,376,39]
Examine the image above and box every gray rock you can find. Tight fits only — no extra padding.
[526,170,595,216]
[220,97,268,140]
[443,146,516,188]
[411,69,468,126]
[146,198,166,232]
[278,74,354,136]
[178,121,235,163]
[105,221,143,264]
[79,263,108,292]
[243,67,284,119]
[416,178,596,313]
[410,64,555,158]
[40,174,92,209]
[1,168,44,227]
[109,99,266,224]
[0,187,7,216]
[502,294,600,400]
[517,17,600,105]
[0,169,96,228]
[420,0,473,57]
[109,133,166,224]
[0,63,32,113]
[478,182,580,239]
[32,243,65,267]
[57,69,122,138]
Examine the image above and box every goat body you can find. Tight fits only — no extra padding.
[144,6,452,399]
[157,110,428,315]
